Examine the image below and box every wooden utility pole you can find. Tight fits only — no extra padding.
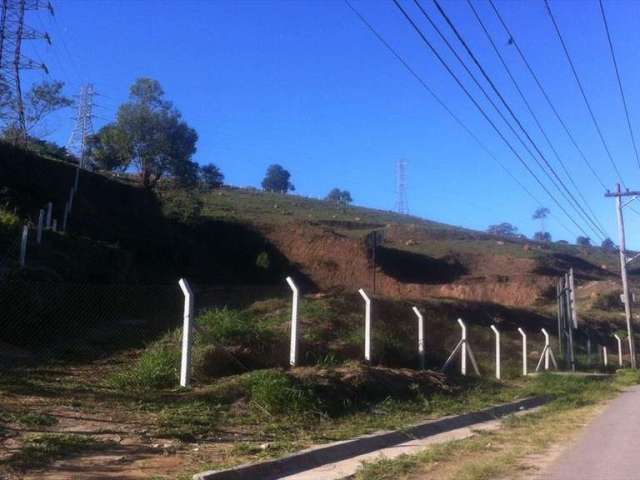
[605,184,638,368]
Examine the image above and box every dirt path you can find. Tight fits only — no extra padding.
[535,385,640,480]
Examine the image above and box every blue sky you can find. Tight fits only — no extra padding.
[19,0,640,247]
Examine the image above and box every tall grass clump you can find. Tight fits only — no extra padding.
[109,341,180,390]
[196,307,274,346]
[248,370,317,415]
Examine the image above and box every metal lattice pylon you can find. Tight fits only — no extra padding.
[66,83,95,169]
[395,158,408,215]
[0,0,52,141]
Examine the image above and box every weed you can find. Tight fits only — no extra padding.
[4,434,104,470]
[248,370,316,415]
[157,401,219,441]
[109,343,180,390]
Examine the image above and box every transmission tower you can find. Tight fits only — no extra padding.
[66,83,95,169]
[0,0,53,142]
[395,158,409,215]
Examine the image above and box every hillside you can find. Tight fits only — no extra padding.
[0,144,629,317]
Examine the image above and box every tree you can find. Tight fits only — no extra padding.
[199,164,224,189]
[2,81,72,143]
[261,164,294,193]
[532,207,550,234]
[534,231,552,242]
[577,236,592,247]
[487,222,518,237]
[87,78,198,188]
[325,188,353,208]
[601,238,616,251]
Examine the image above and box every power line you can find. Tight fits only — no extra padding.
[544,0,626,187]
[487,0,608,192]
[425,0,606,240]
[598,0,640,172]
[342,0,577,237]
[466,0,609,239]
[390,0,593,238]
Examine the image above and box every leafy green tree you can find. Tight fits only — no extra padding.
[261,164,294,193]
[533,231,552,242]
[87,78,198,188]
[577,236,592,247]
[487,222,518,237]
[86,124,131,171]
[199,164,224,189]
[532,207,550,234]
[601,238,616,251]
[325,188,353,208]
[2,81,72,143]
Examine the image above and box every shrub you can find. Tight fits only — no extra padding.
[255,251,270,270]
[158,188,202,224]
[248,370,315,415]
[109,343,179,390]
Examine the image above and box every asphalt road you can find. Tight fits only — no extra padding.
[544,385,640,480]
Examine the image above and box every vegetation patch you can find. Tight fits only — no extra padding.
[108,341,180,390]
[4,434,106,471]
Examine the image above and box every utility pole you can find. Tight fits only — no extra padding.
[605,183,638,368]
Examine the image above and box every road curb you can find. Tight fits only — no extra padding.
[193,395,549,480]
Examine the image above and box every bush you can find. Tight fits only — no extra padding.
[158,188,203,224]
[109,343,180,390]
[248,370,315,415]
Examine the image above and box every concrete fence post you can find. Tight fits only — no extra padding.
[62,202,69,232]
[614,334,623,367]
[69,187,75,212]
[518,328,527,376]
[36,209,44,244]
[286,276,299,367]
[45,202,52,229]
[458,318,467,375]
[490,325,501,380]
[359,288,371,362]
[74,166,80,191]
[602,346,608,368]
[542,328,550,370]
[178,278,194,388]
[52,219,57,232]
[412,306,425,370]
[19,225,28,267]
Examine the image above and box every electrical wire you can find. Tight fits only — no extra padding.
[487,0,608,194]
[598,0,640,171]
[544,0,626,187]
[342,0,578,238]
[390,0,593,238]
[424,0,606,240]
[466,0,609,239]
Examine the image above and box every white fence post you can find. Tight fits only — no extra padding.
[412,306,425,370]
[62,202,69,232]
[602,346,608,367]
[178,278,194,388]
[518,328,527,376]
[542,328,550,370]
[36,209,44,244]
[359,288,371,362]
[69,187,74,212]
[614,334,623,367]
[490,325,501,380]
[46,202,52,229]
[286,276,299,367]
[458,318,467,375]
[52,219,57,232]
[19,225,28,267]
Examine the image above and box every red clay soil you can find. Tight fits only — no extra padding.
[263,222,553,307]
